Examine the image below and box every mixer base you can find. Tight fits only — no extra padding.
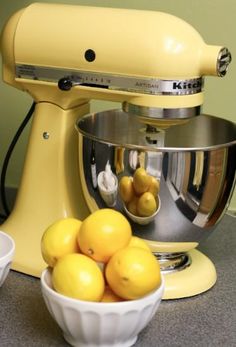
[162,249,217,299]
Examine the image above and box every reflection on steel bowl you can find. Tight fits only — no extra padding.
[123,195,161,225]
[76,110,236,248]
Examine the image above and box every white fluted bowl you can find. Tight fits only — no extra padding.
[41,268,164,347]
[0,230,15,287]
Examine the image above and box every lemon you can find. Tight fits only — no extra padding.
[41,218,82,267]
[78,209,132,263]
[133,168,151,195]
[126,195,138,215]
[52,253,105,301]
[101,285,123,302]
[119,176,134,203]
[147,177,160,196]
[137,192,157,217]
[105,247,161,300]
[128,236,151,252]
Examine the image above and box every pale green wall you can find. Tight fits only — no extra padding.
[0,0,236,210]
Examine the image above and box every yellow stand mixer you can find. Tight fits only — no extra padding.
[0,3,234,299]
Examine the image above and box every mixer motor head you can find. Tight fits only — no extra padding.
[1,3,231,122]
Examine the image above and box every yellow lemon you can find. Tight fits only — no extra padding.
[41,218,82,267]
[126,195,139,215]
[78,209,132,263]
[52,253,105,301]
[119,176,134,203]
[100,286,123,302]
[105,247,161,300]
[137,192,157,217]
[133,168,151,195]
[128,236,151,252]
[147,177,160,196]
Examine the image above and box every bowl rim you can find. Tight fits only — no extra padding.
[0,230,15,260]
[41,267,164,308]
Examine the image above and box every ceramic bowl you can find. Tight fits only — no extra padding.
[41,268,164,347]
[0,230,15,287]
[123,195,161,225]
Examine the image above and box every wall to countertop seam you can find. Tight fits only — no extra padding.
[0,0,235,210]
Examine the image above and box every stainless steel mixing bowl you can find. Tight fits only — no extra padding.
[76,110,236,262]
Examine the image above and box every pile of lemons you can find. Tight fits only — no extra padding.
[41,209,161,303]
[119,168,160,217]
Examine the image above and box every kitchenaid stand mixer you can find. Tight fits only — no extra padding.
[1,3,235,299]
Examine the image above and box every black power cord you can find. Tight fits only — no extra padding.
[0,102,36,220]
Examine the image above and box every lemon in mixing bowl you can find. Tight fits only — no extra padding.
[126,195,139,215]
[78,209,132,263]
[52,253,105,301]
[41,218,82,267]
[137,192,157,217]
[147,176,160,196]
[105,247,161,300]
[118,176,134,203]
[133,168,151,195]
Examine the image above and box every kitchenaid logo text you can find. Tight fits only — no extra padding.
[172,80,202,90]
[134,78,202,94]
